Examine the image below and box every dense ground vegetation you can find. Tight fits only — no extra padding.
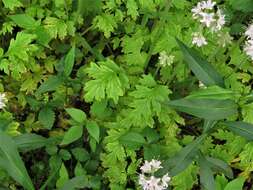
[1,0,253,189]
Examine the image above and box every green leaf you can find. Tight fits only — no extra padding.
[14,134,48,152]
[206,157,233,179]
[34,26,52,46]
[64,46,75,76]
[222,121,253,141]
[7,32,37,62]
[65,108,86,123]
[198,154,215,190]
[159,134,207,176]
[36,75,63,94]
[0,131,34,190]
[167,98,238,120]
[61,125,83,145]
[71,148,90,162]
[56,163,69,188]
[59,175,88,190]
[86,121,100,143]
[229,0,253,12]
[2,0,22,10]
[119,132,146,149]
[203,120,217,133]
[38,107,55,130]
[9,14,38,30]
[176,39,224,87]
[224,177,245,190]
[187,86,236,100]
[84,59,129,103]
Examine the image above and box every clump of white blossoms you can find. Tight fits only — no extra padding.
[192,32,207,47]
[139,159,171,190]
[0,93,7,109]
[244,24,253,60]
[191,0,226,47]
[158,51,174,67]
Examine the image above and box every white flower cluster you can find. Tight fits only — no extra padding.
[191,0,226,47]
[139,159,171,190]
[0,93,7,109]
[192,32,207,47]
[244,24,253,60]
[158,51,174,67]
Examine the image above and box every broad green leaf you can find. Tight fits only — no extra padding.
[38,107,55,130]
[176,39,224,87]
[187,86,236,100]
[2,0,22,10]
[168,98,238,120]
[14,134,48,152]
[9,14,38,30]
[86,121,100,143]
[224,177,245,190]
[159,134,207,176]
[206,157,233,179]
[65,108,86,123]
[64,46,75,76]
[222,121,253,141]
[61,125,83,145]
[36,75,63,94]
[0,131,34,190]
[119,132,146,149]
[59,175,88,190]
[198,154,215,190]
[56,163,69,188]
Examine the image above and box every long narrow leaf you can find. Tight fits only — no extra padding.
[0,132,34,190]
[206,157,233,179]
[222,121,253,141]
[168,98,238,120]
[198,153,215,190]
[176,38,224,87]
[158,134,207,176]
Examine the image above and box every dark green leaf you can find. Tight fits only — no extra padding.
[159,134,207,176]
[187,86,236,100]
[222,121,253,141]
[203,120,217,133]
[64,46,75,76]
[198,154,215,190]
[36,75,63,94]
[59,175,88,190]
[14,134,48,152]
[229,0,253,12]
[176,39,224,87]
[71,148,90,162]
[38,107,55,130]
[206,157,233,179]
[168,98,238,120]
[0,131,34,190]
